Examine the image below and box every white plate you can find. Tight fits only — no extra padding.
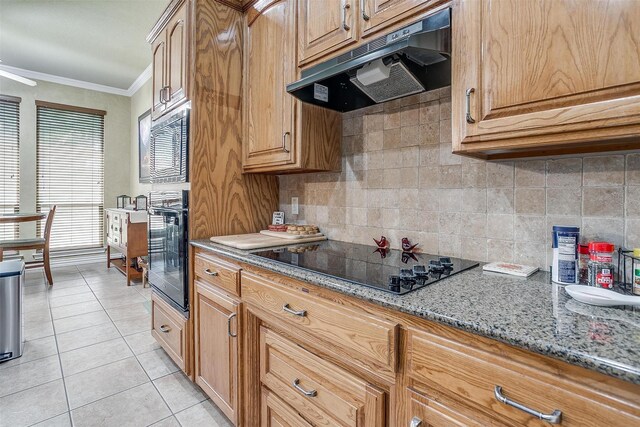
[565,285,640,307]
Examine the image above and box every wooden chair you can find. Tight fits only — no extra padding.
[0,206,56,285]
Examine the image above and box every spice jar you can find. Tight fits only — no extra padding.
[578,244,589,285]
[587,242,615,289]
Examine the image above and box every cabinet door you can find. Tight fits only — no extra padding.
[361,0,445,38]
[194,281,239,425]
[244,0,296,170]
[452,0,640,158]
[261,388,313,427]
[406,388,487,427]
[298,0,358,66]
[166,2,188,109]
[151,32,167,119]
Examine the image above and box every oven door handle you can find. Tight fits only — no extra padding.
[149,207,188,215]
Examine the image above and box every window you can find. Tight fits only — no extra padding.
[0,95,20,241]
[36,102,105,251]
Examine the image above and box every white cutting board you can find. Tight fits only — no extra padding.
[259,230,324,240]
[210,233,327,250]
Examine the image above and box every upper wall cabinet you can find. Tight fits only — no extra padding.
[452,0,640,159]
[243,0,342,173]
[149,0,189,120]
[360,0,446,37]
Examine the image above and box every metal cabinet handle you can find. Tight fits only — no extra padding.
[342,3,351,30]
[361,0,370,20]
[283,303,306,317]
[410,417,422,427]
[204,268,218,276]
[465,87,476,124]
[159,324,171,333]
[159,88,165,104]
[292,378,317,397]
[227,313,237,337]
[282,131,291,153]
[162,85,171,104]
[494,386,562,424]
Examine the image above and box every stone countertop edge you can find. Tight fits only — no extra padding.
[190,239,640,385]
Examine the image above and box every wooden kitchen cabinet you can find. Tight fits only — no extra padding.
[148,0,189,120]
[360,0,446,38]
[151,292,188,371]
[452,0,640,159]
[243,0,341,173]
[105,209,147,286]
[261,388,313,427]
[194,280,240,424]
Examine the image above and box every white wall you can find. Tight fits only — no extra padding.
[129,78,153,197]
[0,79,131,239]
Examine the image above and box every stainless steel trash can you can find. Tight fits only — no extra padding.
[0,260,25,362]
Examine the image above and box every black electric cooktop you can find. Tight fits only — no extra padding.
[251,240,479,295]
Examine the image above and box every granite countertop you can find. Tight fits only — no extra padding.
[191,239,640,385]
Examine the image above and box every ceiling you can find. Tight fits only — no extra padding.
[0,0,169,91]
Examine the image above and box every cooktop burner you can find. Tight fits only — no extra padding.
[251,240,479,295]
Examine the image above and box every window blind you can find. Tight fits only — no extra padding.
[0,96,20,241]
[36,103,105,251]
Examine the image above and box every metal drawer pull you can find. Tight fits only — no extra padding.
[410,417,422,427]
[162,85,171,103]
[282,131,291,153]
[361,0,369,20]
[227,313,237,338]
[342,3,351,30]
[292,378,317,397]
[204,268,218,276]
[465,87,476,124]
[159,89,165,104]
[283,303,306,317]
[159,324,171,333]
[494,386,562,424]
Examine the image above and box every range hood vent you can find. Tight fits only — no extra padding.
[286,8,451,112]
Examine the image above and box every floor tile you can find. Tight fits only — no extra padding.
[53,310,111,334]
[0,355,62,398]
[31,413,72,427]
[113,314,151,336]
[51,272,85,283]
[49,291,97,308]
[123,330,161,355]
[24,283,49,295]
[24,319,55,340]
[55,322,120,353]
[150,416,181,427]
[98,293,147,309]
[0,335,57,370]
[106,301,152,321]
[24,307,52,323]
[60,338,133,376]
[136,286,152,300]
[70,382,171,427]
[174,400,233,427]
[153,372,207,413]
[137,348,180,380]
[47,283,90,297]
[51,300,103,320]
[0,379,68,427]
[65,357,149,409]
[48,278,87,290]
[92,286,141,299]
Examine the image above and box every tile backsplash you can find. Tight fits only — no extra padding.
[279,87,640,270]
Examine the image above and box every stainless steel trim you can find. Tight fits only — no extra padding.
[204,268,218,276]
[163,85,171,103]
[282,132,291,153]
[159,89,165,104]
[361,0,370,20]
[292,379,317,397]
[410,417,422,427]
[342,3,351,30]
[282,303,306,317]
[227,313,237,337]
[159,324,171,333]
[465,88,476,124]
[494,386,562,424]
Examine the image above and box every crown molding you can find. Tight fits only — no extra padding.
[0,63,152,97]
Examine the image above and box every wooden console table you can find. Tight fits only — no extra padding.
[105,208,147,286]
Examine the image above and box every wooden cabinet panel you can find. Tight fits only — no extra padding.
[452,0,640,158]
[194,252,241,297]
[151,32,167,119]
[260,327,385,427]
[152,293,187,370]
[298,0,359,66]
[407,327,640,426]
[361,0,445,38]
[242,271,398,377]
[166,2,188,110]
[406,388,486,427]
[194,280,240,424]
[244,0,296,170]
[261,387,313,427]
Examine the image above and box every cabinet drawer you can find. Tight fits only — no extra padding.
[260,327,385,427]
[243,271,397,376]
[407,328,640,427]
[194,252,240,297]
[151,292,186,370]
[262,387,312,427]
[406,387,487,427]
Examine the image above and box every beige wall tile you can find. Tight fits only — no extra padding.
[582,187,624,217]
[626,153,640,185]
[420,101,439,124]
[487,214,514,240]
[438,233,461,257]
[583,155,624,186]
[515,160,545,187]
[581,217,624,249]
[400,125,422,147]
[462,163,487,188]
[461,238,487,262]
[461,213,487,238]
[514,242,546,268]
[626,186,640,217]
[462,188,487,213]
[439,188,463,212]
[439,212,461,235]
[487,239,514,263]
[514,215,545,243]
[546,188,581,216]
[487,188,514,214]
[546,158,582,187]
[364,131,384,151]
[625,218,640,248]
[401,105,420,127]
[515,188,545,215]
[438,165,462,188]
[440,142,462,165]
[486,162,514,188]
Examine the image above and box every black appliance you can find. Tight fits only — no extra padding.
[148,191,189,314]
[150,104,189,183]
[252,240,478,295]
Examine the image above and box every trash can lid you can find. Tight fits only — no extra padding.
[0,260,25,278]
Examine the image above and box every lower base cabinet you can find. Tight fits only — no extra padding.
[194,280,240,425]
[261,388,313,427]
[151,293,187,372]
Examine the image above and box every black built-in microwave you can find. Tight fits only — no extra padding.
[150,105,189,183]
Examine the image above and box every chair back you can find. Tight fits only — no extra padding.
[43,206,56,242]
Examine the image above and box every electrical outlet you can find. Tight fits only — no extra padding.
[291,197,299,215]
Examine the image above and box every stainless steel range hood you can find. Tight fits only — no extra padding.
[286,8,451,112]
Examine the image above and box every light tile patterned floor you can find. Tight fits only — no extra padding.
[0,262,232,427]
